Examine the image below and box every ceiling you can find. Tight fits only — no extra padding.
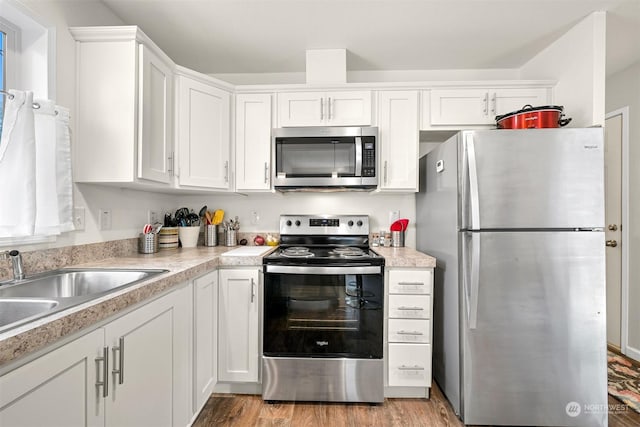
[96,0,640,78]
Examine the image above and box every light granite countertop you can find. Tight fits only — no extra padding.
[0,244,435,369]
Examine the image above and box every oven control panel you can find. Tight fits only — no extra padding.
[280,215,369,235]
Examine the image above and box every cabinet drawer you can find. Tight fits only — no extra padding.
[388,319,430,343]
[388,344,431,387]
[388,270,432,294]
[388,295,430,319]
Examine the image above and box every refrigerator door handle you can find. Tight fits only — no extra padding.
[465,134,481,230]
[462,232,480,330]
[468,232,480,329]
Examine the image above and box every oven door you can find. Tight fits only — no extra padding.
[263,265,383,359]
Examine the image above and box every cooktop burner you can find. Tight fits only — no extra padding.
[263,215,385,267]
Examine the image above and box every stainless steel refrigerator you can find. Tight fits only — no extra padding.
[417,128,607,426]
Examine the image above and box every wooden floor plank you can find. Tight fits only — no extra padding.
[193,382,640,427]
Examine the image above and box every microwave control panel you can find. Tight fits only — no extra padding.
[362,138,376,177]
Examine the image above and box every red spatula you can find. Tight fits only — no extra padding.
[390,219,409,232]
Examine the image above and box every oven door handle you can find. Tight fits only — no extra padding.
[265,265,382,275]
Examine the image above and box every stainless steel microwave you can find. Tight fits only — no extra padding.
[273,126,378,191]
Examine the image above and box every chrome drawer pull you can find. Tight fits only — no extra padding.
[397,282,425,286]
[397,330,424,336]
[112,337,125,385]
[398,365,425,371]
[397,306,423,311]
[95,346,109,398]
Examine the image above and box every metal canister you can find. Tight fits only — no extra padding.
[204,225,218,246]
[138,233,158,254]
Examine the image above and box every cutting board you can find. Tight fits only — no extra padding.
[221,246,274,257]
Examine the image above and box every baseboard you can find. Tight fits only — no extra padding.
[625,346,640,364]
[213,382,262,395]
[384,386,430,399]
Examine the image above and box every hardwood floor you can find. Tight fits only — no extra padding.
[193,382,640,427]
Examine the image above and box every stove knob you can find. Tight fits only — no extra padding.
[357,220,363,227]
[348,220,354,227]
[286,220,292,226]
[295,220,301,226]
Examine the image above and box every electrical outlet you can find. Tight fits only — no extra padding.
[148,210,160,224]
[251,211,260,225]
[99,209,112,230]
[73,207,85,231]
[389,210,400,226]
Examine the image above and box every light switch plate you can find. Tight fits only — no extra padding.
[99,209,112,230]
[436,160,445,173]
[73,207,85,231]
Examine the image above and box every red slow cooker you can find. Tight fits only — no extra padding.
[495,104,572,129]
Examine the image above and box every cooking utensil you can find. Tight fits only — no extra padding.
[390,219,409,232]
[495,104,572,129]
[143,224,153,234]
[198,205,207,218]
[212,210,224,225]
[205,211,212,225]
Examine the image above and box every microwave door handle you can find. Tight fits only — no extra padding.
[355,136,362,177]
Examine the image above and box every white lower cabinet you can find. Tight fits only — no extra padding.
[0,284,191,427]
[193,270,218,413]
[217,268,260,383]
[386,268,434,392]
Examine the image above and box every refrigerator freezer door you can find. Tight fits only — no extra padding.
[460,128,604,230]
[461,231,607,426]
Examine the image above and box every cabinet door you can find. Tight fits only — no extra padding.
[218,269,260,383]
[277,92,324,127]
[378,91,419,191]
[430,89,492,125]
[325,91,372,126]
[0,329,105,427]
[105,286,190,427]
[491,87,549,118]
[176,76,231,189]
[235,94,272,191]
[138,44,174,184]
[193,271,218,413]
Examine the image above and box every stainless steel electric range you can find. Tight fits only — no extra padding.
[262,214,385,403]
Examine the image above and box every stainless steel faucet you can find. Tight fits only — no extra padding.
[1,250,25,281]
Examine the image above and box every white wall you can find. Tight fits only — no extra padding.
[606,60,640,358]
[520,11,606,127]
[178,192,418,248]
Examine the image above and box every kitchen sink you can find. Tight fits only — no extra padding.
[0,298,60,330]
[0,268,168,334]
[0,269,165,298]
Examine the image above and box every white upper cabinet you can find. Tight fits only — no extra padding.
[71,27,174,186]
[277,91,372,127]
[425,87,550,127]
[235,93,272,191]
[378,91,419,192]
[175,69,231,190]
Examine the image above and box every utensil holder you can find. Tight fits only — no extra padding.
[204,225,218,246]
[158,227,179,250]
[224,229,237,247]
[138,233,158,254]
[391,230,405,247]
[178,226,200,248]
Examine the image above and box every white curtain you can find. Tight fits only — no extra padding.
[0,89,74,238]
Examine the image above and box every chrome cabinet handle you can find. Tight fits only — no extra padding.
[397,306,424,311]
[397,330,424,336]
[397,282,425,287]
[328,97,332,120]
[250,278,255,303]
[483,93,488,115]
[320,98,324,121]
[95,346,109,398]
[112,337,125,385]
[398,365,425,371]
[490,93,496,115]
[167,151,174,176]
[224,161,229,183]
[264,162,269,184]
[606,240,618,247]
[384,161,388,184]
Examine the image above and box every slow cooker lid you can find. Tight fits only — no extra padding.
[495,104,564,122]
